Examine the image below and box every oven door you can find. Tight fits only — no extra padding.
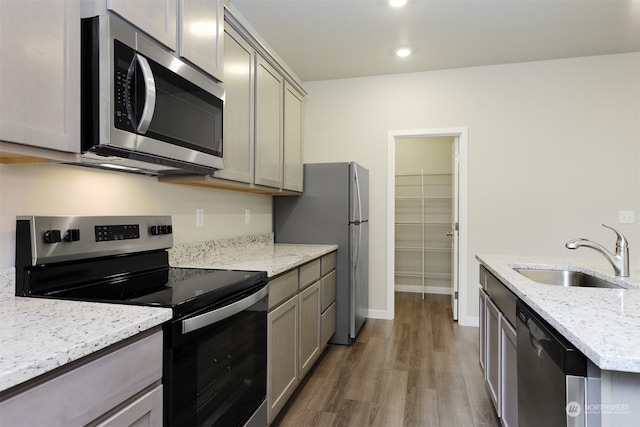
[164,283,268,427]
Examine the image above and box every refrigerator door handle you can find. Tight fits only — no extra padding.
[354,164,362,223]
[350,223,360,337]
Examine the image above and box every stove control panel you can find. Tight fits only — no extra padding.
[16,215,174,266]
[95,224,140,241]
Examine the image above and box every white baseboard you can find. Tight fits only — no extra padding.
[367,309,391,320]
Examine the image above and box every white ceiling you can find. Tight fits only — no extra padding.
[230,0,640,82]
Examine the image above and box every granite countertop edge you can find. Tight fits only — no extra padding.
[476,254,640,373]
[0,268,173,393]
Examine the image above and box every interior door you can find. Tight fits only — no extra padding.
[451,138,459,320]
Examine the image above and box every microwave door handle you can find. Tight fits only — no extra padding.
[134,54,156,134]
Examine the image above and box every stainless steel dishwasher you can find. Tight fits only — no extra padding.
[516,300,588,427]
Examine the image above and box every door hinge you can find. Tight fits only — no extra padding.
[454,291,459,299]
[454,222,459,231]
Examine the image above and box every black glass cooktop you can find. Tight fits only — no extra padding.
[130,268,267,317]
[36,267,267,319]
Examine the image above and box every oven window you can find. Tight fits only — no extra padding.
[167,295,267,427]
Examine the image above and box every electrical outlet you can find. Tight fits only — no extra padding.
[245,208,251,224]
[619,210,635,224]
[196,208,204,227]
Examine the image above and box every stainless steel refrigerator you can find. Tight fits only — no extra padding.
[273,162,369,345]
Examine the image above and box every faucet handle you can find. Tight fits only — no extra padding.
[602,224,629,250]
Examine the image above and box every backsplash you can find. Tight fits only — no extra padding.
[0,163,273,268]
[169,233,274,265]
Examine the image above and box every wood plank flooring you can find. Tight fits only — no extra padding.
[272,292,500,427]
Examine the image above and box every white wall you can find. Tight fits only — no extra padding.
[395,137,453,174]
[301,53,640,325]
[0,163,272,267]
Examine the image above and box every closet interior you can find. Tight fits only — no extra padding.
[394,137,454,297]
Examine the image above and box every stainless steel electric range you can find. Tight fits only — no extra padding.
[15,215,268,427]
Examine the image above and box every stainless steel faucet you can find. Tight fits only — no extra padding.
[565,224,629,277]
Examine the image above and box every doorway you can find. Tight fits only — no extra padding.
[386,128,468,323]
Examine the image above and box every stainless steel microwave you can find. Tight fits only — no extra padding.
[80,14,224,175]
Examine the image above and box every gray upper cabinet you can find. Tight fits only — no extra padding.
[213,25,255,183]
[179,0,224,80]
[0,0,81,153]
[254,56,284,189]
[283,82,304,192]
[107,0,178,50]
[161,6,305,194]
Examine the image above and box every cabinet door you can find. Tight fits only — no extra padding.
[485,296,501,414]
[0,0,80,153]
[283,82,303,192]
[254,56,283,188]
[500,317,518,427]
[267,295,298,424]
[108,0,177,50]
[299,280,321,378]
[479,289,487,375]
[213,26,254,183]
[93,385,163,427]
[179,0,223,80]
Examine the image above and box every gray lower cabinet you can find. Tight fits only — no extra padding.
[299,280,321,378]
[267,292,298,424]
[267,252,336,424]
[485,292,501,413]
[500,315,518,427]
[0,329,163,427]
[479,265,518,427]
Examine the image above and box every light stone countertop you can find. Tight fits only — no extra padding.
[476,255,640,373]
[0,268,173,393]
[169,233,338,277]
[0,234,337,393]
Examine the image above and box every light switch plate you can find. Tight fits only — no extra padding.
[619,210,635,224]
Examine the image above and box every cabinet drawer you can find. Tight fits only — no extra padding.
[485,269,517,327]
[268,269,298,310]
[0,330,163,427]
[321,302,336,345]
[321,252,336,276]
[321,270,336,312]
[299,259,320,290]
[93,384,163,427]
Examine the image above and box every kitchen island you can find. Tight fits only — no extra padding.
[477,254,640,426]
[477,254,640,372]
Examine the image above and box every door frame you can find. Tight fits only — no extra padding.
[386,127,469,324]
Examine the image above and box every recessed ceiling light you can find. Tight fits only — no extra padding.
[389,0,407,7]
[396,47,412,58]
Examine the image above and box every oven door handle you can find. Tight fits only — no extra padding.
[181,284,269,334]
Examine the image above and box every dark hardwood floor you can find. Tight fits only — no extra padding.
[272,292,500,427]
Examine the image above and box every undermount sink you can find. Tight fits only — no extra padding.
[514,268,622,289]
